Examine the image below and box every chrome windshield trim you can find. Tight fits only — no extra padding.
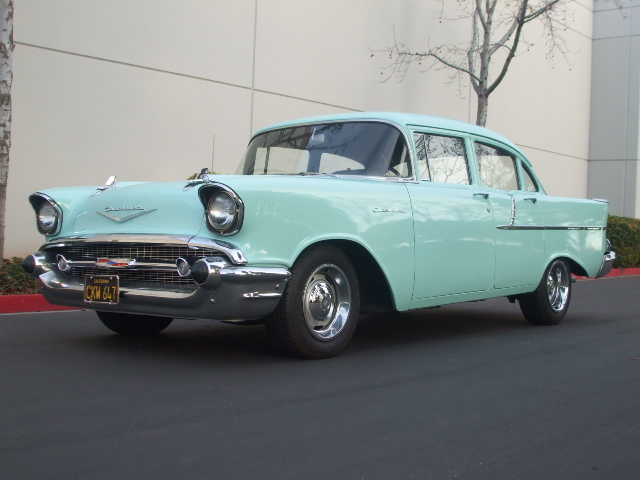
[40,234,248,265]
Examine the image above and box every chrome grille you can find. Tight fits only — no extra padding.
[52,243,225,286]
[62,244,220,262]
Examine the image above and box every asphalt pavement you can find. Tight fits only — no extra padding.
[1,276,639,480]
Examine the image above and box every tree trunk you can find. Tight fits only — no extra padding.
[0,0,13,258]
[476,93,489,127]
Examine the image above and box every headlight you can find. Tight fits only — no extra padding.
[199,184,244,235]
[29,194,62,235]
[204,189,244,235]
[38,203,58,233]
[207,192,236,231]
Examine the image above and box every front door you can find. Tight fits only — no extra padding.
[409,132,496,299]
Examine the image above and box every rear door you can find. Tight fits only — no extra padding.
[473,141,545,289]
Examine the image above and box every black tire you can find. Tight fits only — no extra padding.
[265,246,360,359]
[519,259,571,326]
[97,311,173,336]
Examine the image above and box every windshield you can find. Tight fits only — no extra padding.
[236,121,411,178]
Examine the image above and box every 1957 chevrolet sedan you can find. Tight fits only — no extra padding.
[23,112,615,358]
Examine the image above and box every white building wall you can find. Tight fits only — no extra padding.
[588,0,640,217]
[6,0,595,257]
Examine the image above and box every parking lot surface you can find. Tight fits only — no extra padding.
[1,277,639,479]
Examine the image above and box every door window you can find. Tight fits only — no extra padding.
[475,143,518,191]
[413,133,469,184]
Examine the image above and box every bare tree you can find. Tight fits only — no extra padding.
[0,0,12,257]
[377,0,571,127]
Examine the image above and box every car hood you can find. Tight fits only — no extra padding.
[40,181,206,239]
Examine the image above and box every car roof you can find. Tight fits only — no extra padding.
[254,111,522,155]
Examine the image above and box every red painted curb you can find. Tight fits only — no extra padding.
[0,294,80,314]
[602,267,640,278]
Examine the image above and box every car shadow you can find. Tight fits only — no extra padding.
[350,301,528,352]
[57,298,529,364]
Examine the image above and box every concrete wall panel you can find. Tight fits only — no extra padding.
[521,147,589,198]
[16,0,256,87]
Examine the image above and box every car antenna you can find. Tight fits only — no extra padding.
[211,134,216,172]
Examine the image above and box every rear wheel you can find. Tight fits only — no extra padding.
[519,259,571,326]
[265,246,360,359]
[97,311,173,336]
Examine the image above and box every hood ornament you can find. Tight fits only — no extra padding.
[184,168,214,190]
[97,206,157,223]
[91,176,119,196]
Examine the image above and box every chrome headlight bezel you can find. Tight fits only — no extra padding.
[199,184,244,236]
[29,193,63,236]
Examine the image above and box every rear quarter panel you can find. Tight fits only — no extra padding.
[539,196,609,277]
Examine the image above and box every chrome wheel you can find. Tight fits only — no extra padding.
[302,264,352,340]
[519,258,571,326]
[265,246,360,358]
[547,260,570,313]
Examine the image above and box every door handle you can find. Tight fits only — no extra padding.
[473,193,489,199]
[524,197,537,204]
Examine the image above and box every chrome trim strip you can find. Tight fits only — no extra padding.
[507,194,516,227]
[55,257,177,271]
[497,225,607,231]
[45,233,194,245]
[244,292,285,299]
[41,234,248,265]
[220,266,290,283]
[188,238,248,264]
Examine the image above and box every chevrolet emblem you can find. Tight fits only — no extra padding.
[97,207,157,223]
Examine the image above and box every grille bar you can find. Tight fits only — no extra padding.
[62,244,221,262]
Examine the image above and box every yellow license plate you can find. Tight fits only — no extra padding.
[84,276,119,304]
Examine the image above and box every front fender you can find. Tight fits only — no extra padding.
[218,176,416,308]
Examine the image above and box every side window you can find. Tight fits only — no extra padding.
[521,163,539,192]
[413,133,469,185]
[475,143,518,191]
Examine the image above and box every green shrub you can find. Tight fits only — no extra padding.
[607,215,640,268]
[0,257,40,295]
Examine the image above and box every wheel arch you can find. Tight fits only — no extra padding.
[542,253,589,278]
[296,239,396,314]
[562,256,589,278]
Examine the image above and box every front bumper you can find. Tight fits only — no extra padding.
[23,236,290,320]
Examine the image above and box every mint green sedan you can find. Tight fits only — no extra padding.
[23,112,615,358]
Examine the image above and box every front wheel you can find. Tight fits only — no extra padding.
[519,259,571,326]
[265,246,360,359]
[97,311,174,336]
